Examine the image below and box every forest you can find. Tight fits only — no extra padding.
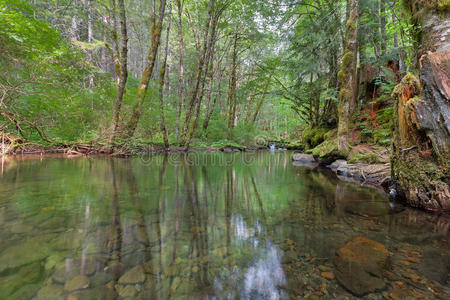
[0,0,422,149]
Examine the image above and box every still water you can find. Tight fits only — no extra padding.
[0,151,448,299]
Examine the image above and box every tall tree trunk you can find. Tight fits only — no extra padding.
[337,0,358,152]
[392,2,450,212]
[109,0,128,147]
[181,0,214,144]
[87,0,94,88]
[158,0,172,149]
[176,0,184,142]
[251,74,272,125]
[227,32,238,140]
[203,49,215,130]
[71,15,78,42]
[203,64,224,131]
[379,0,387,56]
[124,0,167,139]
[392,0,405,73]
[182,0,228,148]
[182,12,218,148]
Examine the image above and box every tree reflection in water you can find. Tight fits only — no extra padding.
[0,152,448,299]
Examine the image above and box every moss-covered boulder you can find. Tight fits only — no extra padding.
[310,139,348,165]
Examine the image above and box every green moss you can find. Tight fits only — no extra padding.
[310,138,349,165]
[301,127,329,149]
[311,139,338,158]
[401,0,449,19]
[210,140,247,150]
[338,52,353,84]
[348,153,381,164]
[324,129,337,140]
[438,0,450,11]
[392,150,449,209]
[346,16,356,29]
[339,88,352,101]
[392,73,421,98]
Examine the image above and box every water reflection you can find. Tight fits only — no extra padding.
[0,152,448,299]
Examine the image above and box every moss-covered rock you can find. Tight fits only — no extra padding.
[310,139,349,165]
[301,127,329,149]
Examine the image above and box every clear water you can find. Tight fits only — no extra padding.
[0,152,448,299]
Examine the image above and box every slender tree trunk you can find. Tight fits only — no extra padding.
[176,0,184,142]
[379,0,387,56]
[337,0,358,152]
[182,2,227,148]
[203,49,215,130]
[87,0,94,88]
[158,0,172,149]
[71,15,78,42]
[124,0,167,139]
[392,0,404,73]
[109,0,128,147]
[251,74,272,125]
[181,0,214,143]
[203,65,224,130]
[227,32,238,140]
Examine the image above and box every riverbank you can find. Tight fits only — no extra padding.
[292,153,392,192]
[0,137,261,157]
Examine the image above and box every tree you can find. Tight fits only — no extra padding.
[109,0,129,147]
[337,0,358,152]
[124,0,167,139]
[391,1,450,211]
[158,0,172,149]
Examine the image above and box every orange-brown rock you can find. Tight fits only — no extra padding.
[333,237,390,296]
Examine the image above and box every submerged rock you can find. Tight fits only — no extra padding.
[9,284,40,300]
[118,265,145,284]
[52,257,97,284]
[0,238,51,272]
[36,285,64,300]
[333,237,389,296]
[64,275,90,292]
[115,284,138,298]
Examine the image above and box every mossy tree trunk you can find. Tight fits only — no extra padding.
[158,0,172,150]
[109,0,128,147]
[123,0,167,139]
[337,0,359,152]
[175,0,184,142]
[392,1,450,211]
[227,32,238,140]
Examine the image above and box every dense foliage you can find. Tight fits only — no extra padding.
[0,0,417,151]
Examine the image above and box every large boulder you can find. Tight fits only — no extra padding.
[333,237,390,296]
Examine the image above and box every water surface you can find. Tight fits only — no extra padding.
[0,152,448,299]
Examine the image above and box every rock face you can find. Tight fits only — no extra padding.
[392,2,450,212]
[333,237,390,296]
